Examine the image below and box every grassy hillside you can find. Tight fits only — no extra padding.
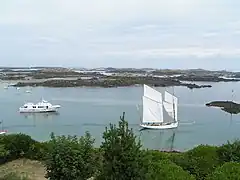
[0,159,46,180]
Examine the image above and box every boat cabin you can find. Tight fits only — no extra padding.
[22,102,51,109]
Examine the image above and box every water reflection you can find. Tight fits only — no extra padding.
[20,112,60,120]
[139,129,177,151]
[1,112,60,131]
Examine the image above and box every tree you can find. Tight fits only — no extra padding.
[97,112,147,180]
[206,162,240,180]
[45,132,97,180]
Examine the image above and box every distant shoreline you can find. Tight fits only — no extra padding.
[1,67,240,89]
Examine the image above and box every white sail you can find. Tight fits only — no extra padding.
[165,91,177,105]
[162,103,176,124]
[142,95,163,123]
[164,91,178,121]
[143,84,162,103]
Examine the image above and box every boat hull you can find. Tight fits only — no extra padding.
[140,122,178,130]
[19,107,60,113]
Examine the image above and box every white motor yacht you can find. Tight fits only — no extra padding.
[19,99,61,113]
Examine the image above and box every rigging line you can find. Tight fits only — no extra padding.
[0,120,2,131]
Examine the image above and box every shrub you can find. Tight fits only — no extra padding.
[143,150,171,162]
[45,132,97,180]
[0,134,37,160]
[205,162,240,180]
[172,145,220,180]
[0,144,9,164]
[97,112,147,180]
[26,141,49,161]
[217,140,240,163]
[147,160,195,180]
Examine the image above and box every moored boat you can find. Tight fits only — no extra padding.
[19,99,61,113]
[0,130,7,135]
[0,121,7,135]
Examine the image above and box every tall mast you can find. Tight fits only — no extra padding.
[136,104,142,123]
[172,86,176,122]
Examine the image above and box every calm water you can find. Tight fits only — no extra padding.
[1,81,240,151]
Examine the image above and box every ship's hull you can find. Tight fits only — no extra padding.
[140,122,178,130]
[19,107,60,113]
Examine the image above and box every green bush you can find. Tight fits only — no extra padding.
[0,134,37,160]
[205,162,240,180]
[26,141,49,160]
[0,144,9,164]
[172,145,220,180]
[147,160,195,180]
[217,140,240,163]
[45,132,97,180]
[143,150,171,162]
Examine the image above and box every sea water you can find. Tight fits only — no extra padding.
[0,81,240,151]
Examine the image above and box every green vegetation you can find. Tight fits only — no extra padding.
[205,162,240,180]
[45,132,97,180]
[1,112,240,180]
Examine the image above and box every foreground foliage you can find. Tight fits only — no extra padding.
[1,113,240,179]
[45,132,97,180]
[206,162,240,180]
[172,145,220,180]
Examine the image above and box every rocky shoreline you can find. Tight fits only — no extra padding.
[206,101,240,114]
[12,77,212,89]
[1,67,240,89]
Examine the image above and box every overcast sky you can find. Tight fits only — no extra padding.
[1,0,240,70]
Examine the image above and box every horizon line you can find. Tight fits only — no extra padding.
[0,66,235,72]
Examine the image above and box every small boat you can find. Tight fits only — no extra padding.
[0,121,7,135]
[138,84,178,130]
[25,90,31,93]
[19,99,61,113]
[0,130,7,135]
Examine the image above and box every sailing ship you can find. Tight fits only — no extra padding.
[139,84,178,130]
